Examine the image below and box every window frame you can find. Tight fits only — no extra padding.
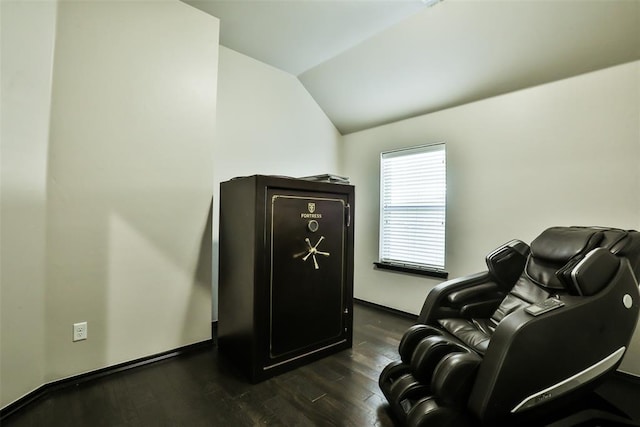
[376,143,448,278]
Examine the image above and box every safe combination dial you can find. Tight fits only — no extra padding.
[299,236,330,270]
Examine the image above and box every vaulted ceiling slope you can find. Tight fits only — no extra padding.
[184,0,640,135]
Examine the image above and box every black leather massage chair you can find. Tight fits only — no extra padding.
[379,226,640,427]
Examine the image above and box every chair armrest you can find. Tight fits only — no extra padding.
[447,282,503,305]
[418,271,494,323]
[486,239,530,290]
[447,282,505,318]
[459,299,505,318]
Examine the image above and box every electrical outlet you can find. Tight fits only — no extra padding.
[73,322,87,342]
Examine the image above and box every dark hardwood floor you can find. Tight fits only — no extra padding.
[2,303,414,427]
[3,302,639,427]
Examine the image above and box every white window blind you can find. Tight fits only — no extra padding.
[379,143,446,271]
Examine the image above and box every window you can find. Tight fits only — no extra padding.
[378,143,447,276]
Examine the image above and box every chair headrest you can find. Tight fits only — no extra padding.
[530,227,604,263]
[559,227,640,280]
[526,227,604,290]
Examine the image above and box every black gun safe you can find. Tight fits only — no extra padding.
[218,175,354,382]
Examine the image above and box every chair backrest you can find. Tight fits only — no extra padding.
[489,226,638,326]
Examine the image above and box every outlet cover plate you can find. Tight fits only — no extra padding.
[73,322,87,342]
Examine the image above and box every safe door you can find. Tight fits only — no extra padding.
[266,190,350,364]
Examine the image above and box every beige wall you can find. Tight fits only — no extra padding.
[2,1,638,411]
[341,61,640,374]
[44,0,219,381]
[0,0,57,408]
[1,0,219,407]
[212,46,341,319]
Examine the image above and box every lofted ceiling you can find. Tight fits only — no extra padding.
[184,0,640,135]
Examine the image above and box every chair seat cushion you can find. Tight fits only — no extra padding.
[437,318,494,354]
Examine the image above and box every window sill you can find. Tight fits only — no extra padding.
[373,262,449,279]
